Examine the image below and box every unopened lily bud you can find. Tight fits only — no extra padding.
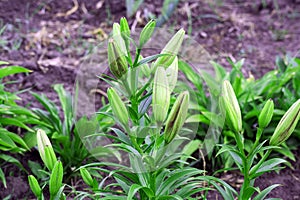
[107,88,129,127]
[112,23,127,55]
[164,91,189,144]
[37,129,57,171]
[153,67,170,124]
[166,56,178,93]
[221,80,242,133]
[49,161,63,197]
[138,55,151,77]
[258,99,274,128]
[270,99,300,146]
[120,17,130,49]
[80,168,93,187]
[139,20,156,48]
[28,175,42,198]
[152,29,185,72]
[108,40,128,79]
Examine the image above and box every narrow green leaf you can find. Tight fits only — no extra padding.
[0,168,7,188]
[0,66,31,78]
[253,184,281,200]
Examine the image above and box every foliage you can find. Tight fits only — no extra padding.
[73,18,234,199]
[125,0,180,26]
[28,129,65,200]
[0,61,41,187]
[26,84,114,180]
[216,80,300,199]
[1,17,300,200]
[179,56,300,169]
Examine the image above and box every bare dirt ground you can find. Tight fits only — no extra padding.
[0,0,300,199]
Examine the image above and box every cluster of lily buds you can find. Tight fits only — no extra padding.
[108,18,188,144]
[30,129,63,199]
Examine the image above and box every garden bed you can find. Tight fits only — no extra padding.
[1,0,300,199]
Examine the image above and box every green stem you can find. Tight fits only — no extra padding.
[154,146,167,168]
[235,132,245,156]
[249,128,263,155]
[133,48,141,67]
[136,76,153,97]
[234,131,250,200]
[121,77,132,97]
[240,157,250,200]
[125,126,143,154]
[151,125,167,166]
[155,124,162,150]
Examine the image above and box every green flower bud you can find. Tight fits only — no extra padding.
[28,175,42,198]
[37,129,57,171]
[166,56,178,93]
[153,67,170,124]
[107,88,129,127]
[80,168,93,187]
[49,161,63,197]
[270,99,300,146]
[139,19,156,48]
[138,55,151,77]
[108,40,128,79]
[112,23,127,55]
[221,80,242,133]
[258,99,274,128]
[164,91,189,144]
[120,17,130,49]
[153,29,185,72]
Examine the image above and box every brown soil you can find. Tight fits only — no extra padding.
[0,0,300,199]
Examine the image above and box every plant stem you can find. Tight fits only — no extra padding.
[126,126,143,154]
[133,48,141,67]
[235,131,245,156]
[249,128,263,155]
[121,77,132,97]
[240,156,250,200]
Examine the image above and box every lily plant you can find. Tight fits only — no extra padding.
[218,80,300,200]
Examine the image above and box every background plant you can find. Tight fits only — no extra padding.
[125,0,180,27]
[0,61,43,187]
[24,84,114,182]
[28,129,65,200]
[179,56,300,170]
[216,80,300,200]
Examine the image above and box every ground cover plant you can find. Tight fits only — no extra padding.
[0,61,43,188]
